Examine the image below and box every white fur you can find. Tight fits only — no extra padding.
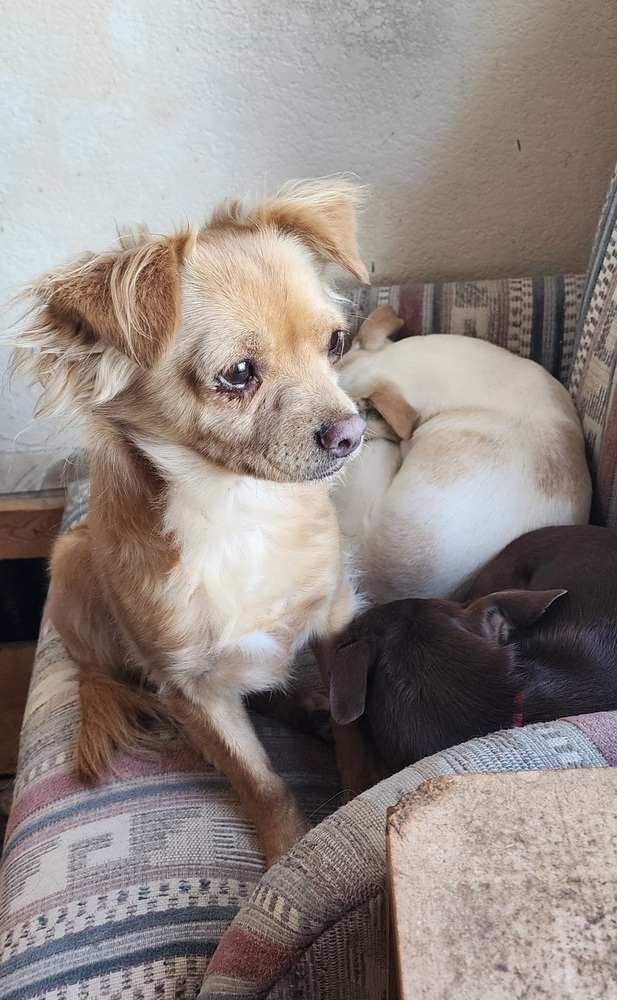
[334,333,591,601]
[134,436,351,700]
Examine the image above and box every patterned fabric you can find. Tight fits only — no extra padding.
[566,711,617,766]
[346,274,584,383]
[199,717,615,1000]
[569,163,617,525]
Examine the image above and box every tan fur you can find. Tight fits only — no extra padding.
[77,674,165,781]
[13,179,369,866]
[369,381,419,440]
[207,178,369,283]
[423,426,499,487]
[355,304,404,351]
[536,423,591,500]
[48,231,191,367]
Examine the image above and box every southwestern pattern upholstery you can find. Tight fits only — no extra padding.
[201,715,617,1000]
[2,162,617,999]
[569,163,617,525]
[348,273,584,383]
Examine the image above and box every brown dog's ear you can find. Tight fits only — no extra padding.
[357,305,404,351]
[369,381,419,440]
[256,180,369,283]
[42,230,191,369]
[464,589,567,646]
[329,636,373,725]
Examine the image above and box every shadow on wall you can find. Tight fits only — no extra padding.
[372,0,617,282]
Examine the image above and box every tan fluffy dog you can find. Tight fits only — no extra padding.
[10,181,369,866]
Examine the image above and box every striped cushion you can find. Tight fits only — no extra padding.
[0,621,342,999]
[569,163,617,525]
[347,274,583,383]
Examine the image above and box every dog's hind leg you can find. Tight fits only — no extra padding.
[48,525,165,781]
[163,687,307,868]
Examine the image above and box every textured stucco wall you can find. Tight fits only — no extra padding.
[2,0,617,467]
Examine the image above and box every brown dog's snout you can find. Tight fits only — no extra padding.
[317,414,366,458]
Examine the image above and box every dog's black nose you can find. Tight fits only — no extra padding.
[317,414,365,458]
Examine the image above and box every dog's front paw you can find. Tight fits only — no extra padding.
[262,797,309,869]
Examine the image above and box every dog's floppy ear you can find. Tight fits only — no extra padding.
[464,589,567,646]
[257,179,369,283]
[369,381,419,440]
[38,230,191,369]
[329,636,373,725]
[356,305,404,351]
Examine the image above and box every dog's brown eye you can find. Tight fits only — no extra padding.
[218,360,256,390]
[328,330,347,359]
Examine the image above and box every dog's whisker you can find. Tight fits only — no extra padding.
[306,790,350,823]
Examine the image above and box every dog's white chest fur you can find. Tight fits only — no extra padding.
[140,440,343,696]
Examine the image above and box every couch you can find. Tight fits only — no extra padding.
[2,162,617,1000]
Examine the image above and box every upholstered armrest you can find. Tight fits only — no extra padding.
[200,713,617,1000]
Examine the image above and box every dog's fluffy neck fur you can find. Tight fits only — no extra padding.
[86,419,346,680]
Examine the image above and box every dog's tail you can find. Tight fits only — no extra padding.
[77,673,168,783]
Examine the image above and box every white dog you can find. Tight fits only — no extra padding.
[334,306,591,602]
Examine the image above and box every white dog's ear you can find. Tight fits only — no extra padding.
[357,305,404,351]
[258,179,370,283]
[34,230,192,369]
[369,381,418,440]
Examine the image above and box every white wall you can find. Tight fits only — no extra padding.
[2,0,617,472]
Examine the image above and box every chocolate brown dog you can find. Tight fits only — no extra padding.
[330,525,617,776]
